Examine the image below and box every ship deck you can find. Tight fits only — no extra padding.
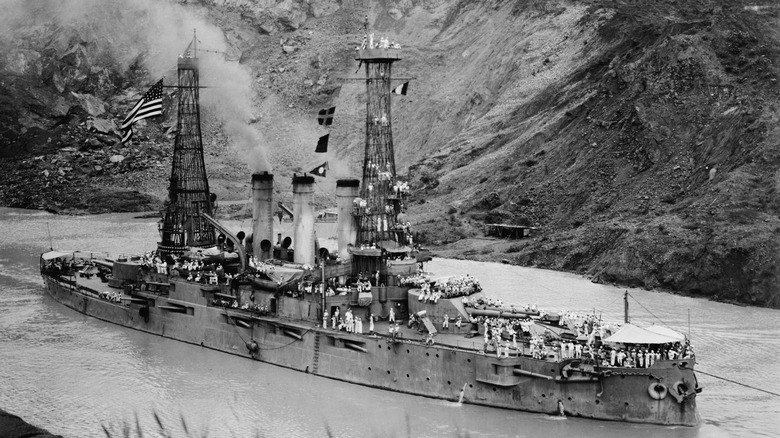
[54,272,692,370]
[57,272,517,357]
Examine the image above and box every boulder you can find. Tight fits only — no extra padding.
[86,118,117,135]
[388,8,403,20]
[257,21,277,35]
[2,49,43,77]
[71,93,107,117]
[109,154,125,163]
[274,1,307,30]
[310,0,340,18]
[59,44,89,68]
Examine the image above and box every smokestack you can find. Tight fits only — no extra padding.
[292,175,315,265]
[336,179,360,260]
[251,172,274,261]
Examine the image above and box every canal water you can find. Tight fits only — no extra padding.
[0,208,777,437]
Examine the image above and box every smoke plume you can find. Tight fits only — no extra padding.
[0,0,270,171]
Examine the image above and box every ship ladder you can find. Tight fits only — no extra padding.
[312,332,321,374]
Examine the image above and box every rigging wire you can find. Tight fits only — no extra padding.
[599,293,624,315]
[695,369,780,397]
[313,179,338,205]
[620,294,779,397]
[627,292,670,327]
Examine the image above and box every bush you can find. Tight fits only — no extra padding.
[506,243,523,253]
[477,192,501,210]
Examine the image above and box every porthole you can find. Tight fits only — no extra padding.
[447,381,451,385]
[387,370,391,374]
[407,374,410,378]
[467,358,471,363]
[624,402,629,407]
[436,354,439,358]
[595,400,600,405]
[426,377,430,381]
[368,367,372,371]
[426,352,429,356]
[493,388,497,392]
[542,394,546,398]
[407,349,410,353]
[567,397,572,401]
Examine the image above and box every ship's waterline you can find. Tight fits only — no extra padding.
[1,208,778,437]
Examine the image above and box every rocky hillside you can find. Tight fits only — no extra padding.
[1,0,779,308]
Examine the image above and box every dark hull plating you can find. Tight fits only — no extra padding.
[42,274,700,426]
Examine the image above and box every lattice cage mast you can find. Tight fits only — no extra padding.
[353,46,410,247]
[158,38,216,256]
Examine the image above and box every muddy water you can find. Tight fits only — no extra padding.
[0,208,777,437]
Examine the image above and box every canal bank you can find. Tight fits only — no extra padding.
[0,408,61,438]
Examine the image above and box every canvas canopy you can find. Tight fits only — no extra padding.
[603,323,685,345]
[255,264,304,287]
[41,251,73,261]
[643,325,686,342]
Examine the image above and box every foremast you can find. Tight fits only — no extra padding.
[158,35,216,256]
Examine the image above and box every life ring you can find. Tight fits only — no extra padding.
[648,382,668,400]
[672,381,689,396]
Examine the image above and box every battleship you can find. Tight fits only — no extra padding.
[40,33,701,426]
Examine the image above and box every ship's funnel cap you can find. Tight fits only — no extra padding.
[252,171,273,182]
[336,179,360,188]
[292,174,315,185]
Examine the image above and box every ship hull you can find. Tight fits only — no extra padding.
[42,274,700,426]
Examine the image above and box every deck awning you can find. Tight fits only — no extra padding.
[603,323,685,345]
[41,251,72,261]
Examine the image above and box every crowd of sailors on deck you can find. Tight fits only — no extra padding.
[139,252,237,286]
[208,295,271,316]
[97,290,122,303]
[399,273,482,300]
[476,312,695,366]
[358,33,401,51]
[462,296,506,310]
[323,307,375,335]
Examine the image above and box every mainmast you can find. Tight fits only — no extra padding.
[354,34,405,247]
[347,22,412,280]
[157,33,216,256]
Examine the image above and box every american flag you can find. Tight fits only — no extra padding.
[121,79,164,144]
